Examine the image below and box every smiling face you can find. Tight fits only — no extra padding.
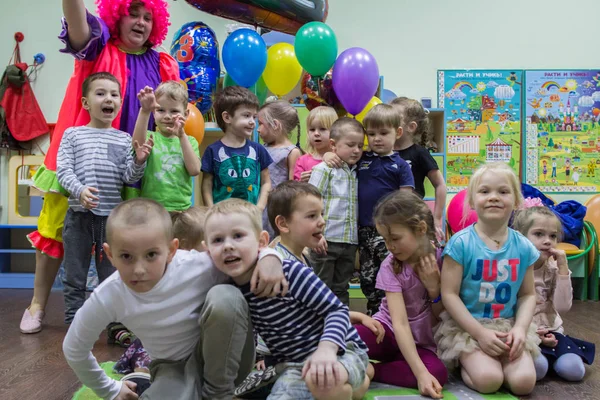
[279,194,325,250]
[204,212,268,285]
[104,223,178,293]
[117,2,153,51]
[471,171,518,224]
[224,106,258,140]
[257,110,278,145]
[154,94,188,137]
[82,79,122,129]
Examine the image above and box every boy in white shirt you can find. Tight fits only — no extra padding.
[62,198,286,400]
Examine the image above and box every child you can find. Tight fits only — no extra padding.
[355,190,447,398]
[513,206,595,381]
[204,198,371,400]
[308,117,365,305]
[201,86,272,209]
[391,97,447,241]
[257,100,303,239]
[436,162,541,396]
[63,198,286,400]
[56,72,153,324]
[293,106,338,182]
[133,82,201,211]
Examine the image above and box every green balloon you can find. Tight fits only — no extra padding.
[295,22,337,78]
[224,74,268,105]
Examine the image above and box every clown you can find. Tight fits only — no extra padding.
[20,0,179,335]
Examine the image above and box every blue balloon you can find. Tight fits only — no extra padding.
[262,31,295,47]
[381,88,397,104]
[170,22,220,70]
[222,28,267,88]
[180,66,220,114]
[170,22,221,114]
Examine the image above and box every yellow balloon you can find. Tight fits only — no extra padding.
[262,43,303,96]
[350,96,382,123]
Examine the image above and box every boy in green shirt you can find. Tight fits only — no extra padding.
[132,81,201,211]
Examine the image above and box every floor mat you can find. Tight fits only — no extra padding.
[72,362,122,400]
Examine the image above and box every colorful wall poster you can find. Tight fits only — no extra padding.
[524,70,600,192]
[438,70,522,192]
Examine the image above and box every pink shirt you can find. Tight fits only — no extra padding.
[533,258,573,333]
[373,250,442,353]
[293,154,322,181]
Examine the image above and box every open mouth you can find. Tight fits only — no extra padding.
[102,106,114,115]
[312,232,323,240]
[132,28,145,36]
[224,256,241,265]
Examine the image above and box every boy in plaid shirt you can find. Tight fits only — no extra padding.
[308,117,364,305]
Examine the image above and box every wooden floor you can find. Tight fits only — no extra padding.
[1,290,599,400]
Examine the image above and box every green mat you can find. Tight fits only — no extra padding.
[72,362,518,400]
[72,362,122,400]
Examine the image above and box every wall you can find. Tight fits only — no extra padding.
[0,0,597,221]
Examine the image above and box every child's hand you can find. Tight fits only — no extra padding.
[548,248,569,275]
[255,359,266,371]
[114,380,139,399]
[79,186,99,209]
[434,219,445,244]
[313,236,328,255]
[174,115,187,138]
[416,254,441,298]
[299,170,312,182]
[134,134,154,164]
[416,371,444,399]
[506,326,526,361]
[252,254,289,297]
[475,328,510,357]
[137,86,159,113]
[361,316,385,344]
[323,152,343,168]
[537,328,558,347]
[302,342,342,390]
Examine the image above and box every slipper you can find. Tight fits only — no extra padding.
[121,371,151,396]
[107,323,137,348]
[234,365,277,398]
[20,308,45,334]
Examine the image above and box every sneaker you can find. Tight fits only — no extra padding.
[234,365,277,398]
[121,371,151,396]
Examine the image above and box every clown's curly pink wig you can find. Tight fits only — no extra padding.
[96,0,170,47]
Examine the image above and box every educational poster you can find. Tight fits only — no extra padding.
[524,70,600,192]
[438,70,522,192]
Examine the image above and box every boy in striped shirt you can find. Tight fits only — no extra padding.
[56,72,153,323]
[204,198,371,400]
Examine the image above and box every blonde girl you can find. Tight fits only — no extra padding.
[513,206,595,381]
[436,162,540,396]
[390,98,446,241]
[355,190,447,399]
[293,106,338,182]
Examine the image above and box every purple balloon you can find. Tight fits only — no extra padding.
[332,47,379,115]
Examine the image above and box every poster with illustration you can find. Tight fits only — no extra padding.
[438,70,522,192]
[524,70,600,192]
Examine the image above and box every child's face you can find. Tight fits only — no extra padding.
[331,130,364,166]
[82,79,122,128]
[472,171,517,224]
[118,2,153,51]
[281,194,325,249]
[366,125,401,155]
[257,111,277,145]
[104,224,178,293]
[526,216,559,262]
[376,223,421,263]
[204,213,269,285]
[308,122,331,153]
[223,106,257,139]
[154,95,188,137]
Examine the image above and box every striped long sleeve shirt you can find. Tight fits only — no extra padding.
[240,259,367,363]
[57,126,145,216]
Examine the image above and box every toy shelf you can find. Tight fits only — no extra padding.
[0,224,37,289]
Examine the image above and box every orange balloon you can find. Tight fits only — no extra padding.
[184,103,205,144]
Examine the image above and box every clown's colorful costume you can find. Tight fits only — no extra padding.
[28,1,179,258]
